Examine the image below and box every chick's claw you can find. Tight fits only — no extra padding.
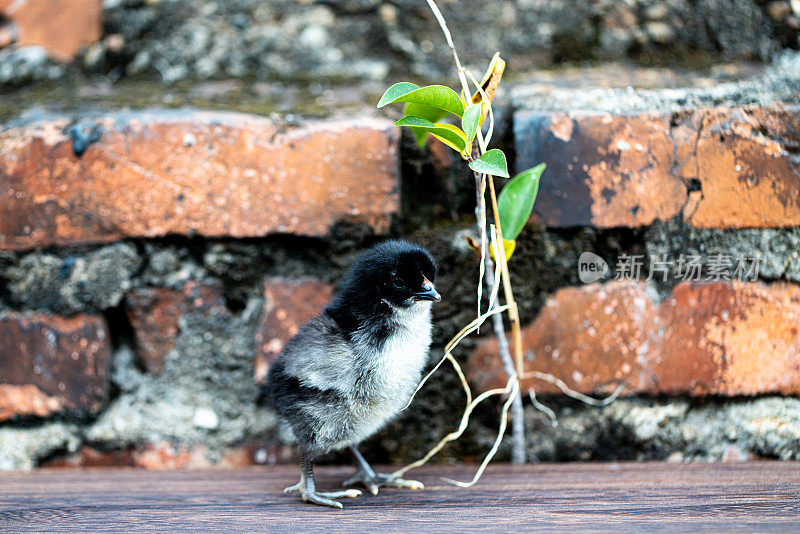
[303,489,362,509]
[284,479,361,508]
[317,489,363,499]
[343,471,424,495]
[283,481,304,494]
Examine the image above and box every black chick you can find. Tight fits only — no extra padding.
[263,240,441,508]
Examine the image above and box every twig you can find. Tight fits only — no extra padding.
[483,253,526,464]
[485,180,524,377]
[472,170,525,464]
[463,64,526,462]
[528,387,557,427]
[441,375,519,487]
[487,227,503,311]
[521,371,627,406]
[423,0,470,100]
[468,180,523,464]
[392,379,510,478]
[476,171,487,324]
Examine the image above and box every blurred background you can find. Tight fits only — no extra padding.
[0,0,799,470]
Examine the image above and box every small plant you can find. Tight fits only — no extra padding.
[377,0,622,485]
[377,0,541,481]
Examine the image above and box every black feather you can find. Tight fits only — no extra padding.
[326,240,436,343]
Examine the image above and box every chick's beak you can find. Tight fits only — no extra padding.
[414,277,441,302]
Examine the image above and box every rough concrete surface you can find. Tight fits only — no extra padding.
[526,396,800,462]
[511,51,800,113]
[2,0,798,85]
[0,46,64,84]
[85,301,277,459]
[4,243,141,313]
[0,421,80,470]
[646,219,800,288]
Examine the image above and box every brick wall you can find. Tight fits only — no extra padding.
[0,113,402,468]
[471,105,800,395]
[1,14,800,467]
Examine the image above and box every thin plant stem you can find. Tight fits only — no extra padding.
[528,387,557,427]
[423,0,471,100]
[483,253,526,464]
[464,64,527,461]
[474,175,526,464]
[441,376,519,487]
[392,381,510,479]
[477,173,487,324]
[521,371,627,406]
[425,0,527,467]
[486,177,524,377]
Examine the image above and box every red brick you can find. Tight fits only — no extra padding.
[0,0,101,61]
[255,277,333,383]
[44,441,294,469]
[515,111,686,227]
[0,112,399,250]
[514,105,800,229]
[125,290,181,376]
[125,282,227,375]
[42,446,137,468]
[0,312,110,420]
[660,281,800,395]
[0,384,62,420]
[468,280,800,396]
[678,106,800,228]
[469,281,661,395]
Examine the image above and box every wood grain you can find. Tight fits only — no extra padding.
[1,462,798,532]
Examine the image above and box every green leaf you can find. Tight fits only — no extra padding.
[403,102,449,148]
[461,104,481,145]
[378,83,464,117]
[378,82,420,107]
[497,163,546,241]
[404,102,449,122]
[395,116,468,153]
[468,149,509,178]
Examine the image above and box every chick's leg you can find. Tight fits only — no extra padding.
[284,448,361,508]
[342,446,424,495]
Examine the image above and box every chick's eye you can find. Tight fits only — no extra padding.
[391,276,405,289]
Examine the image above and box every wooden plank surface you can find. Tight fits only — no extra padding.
[1,462,799,532]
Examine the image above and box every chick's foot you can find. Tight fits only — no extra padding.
[342,470,424,496]
[284,479,361,509]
